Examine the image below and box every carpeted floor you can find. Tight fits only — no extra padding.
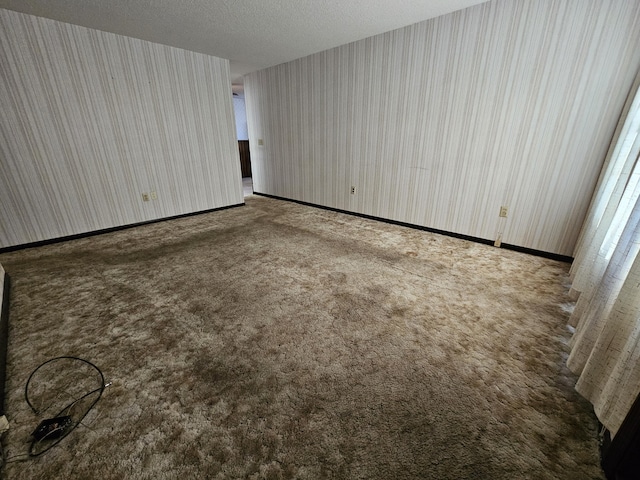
[0,195,604,479]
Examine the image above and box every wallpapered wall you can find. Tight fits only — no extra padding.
[245,0,640,256]
[0,8,243,249]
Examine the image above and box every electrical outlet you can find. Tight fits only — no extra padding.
[350,186,356,195]
[258,139,264,146]
[499,206,508,218]
[142,193,149,202]
[150,191,157,200]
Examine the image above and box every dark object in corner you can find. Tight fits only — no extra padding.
[602,393,640,479]
[0,272,10,416]
[31,416,73,441]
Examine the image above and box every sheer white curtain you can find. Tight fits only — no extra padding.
[568,69,640,437]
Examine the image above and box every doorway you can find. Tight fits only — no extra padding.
[232,85,252,196]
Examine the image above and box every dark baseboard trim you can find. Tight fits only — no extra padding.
[499,242,573,263]
[253,192,573,263]
[0,272,10,416]
[0,203,245,254]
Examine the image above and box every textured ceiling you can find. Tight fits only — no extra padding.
[0,0,489,84]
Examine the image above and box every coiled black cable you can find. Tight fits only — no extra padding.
[24,356,106,456]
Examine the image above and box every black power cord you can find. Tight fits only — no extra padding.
[23,356,107,457]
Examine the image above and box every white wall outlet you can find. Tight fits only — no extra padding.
[257,138,264,146]
[499,206,508,218]
[142,193,150,202]
[150,191,157,200]
[350,186,356,195]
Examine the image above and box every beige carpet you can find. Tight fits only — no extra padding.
[0,196,604,479]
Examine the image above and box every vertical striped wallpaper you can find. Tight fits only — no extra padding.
[244,0,640,256]
[0,8,243,249]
